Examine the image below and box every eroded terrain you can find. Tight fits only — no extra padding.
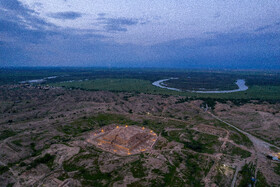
[214,102,280,145]
[0,84,279,186]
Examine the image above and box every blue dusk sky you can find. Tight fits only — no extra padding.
[0,0,280,69]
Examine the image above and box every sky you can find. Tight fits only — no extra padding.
[0,0,280,69]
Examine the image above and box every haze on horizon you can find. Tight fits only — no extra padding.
[0,0,280,69]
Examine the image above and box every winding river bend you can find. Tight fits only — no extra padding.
[152,78,248,93]
[19,76,58,84]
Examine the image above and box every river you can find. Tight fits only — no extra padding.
[152,78,248,93]
[19,76,58,84]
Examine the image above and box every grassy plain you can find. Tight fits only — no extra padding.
[51,78,280,101]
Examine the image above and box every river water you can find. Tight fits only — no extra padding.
[152,78,248,93]
[19,76,58,84]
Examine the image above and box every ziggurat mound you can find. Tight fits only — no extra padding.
[87,125,158,156]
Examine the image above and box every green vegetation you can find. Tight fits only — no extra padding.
[2,68,280,106]
[163,164,179,186]
[142,119,165,133]
[46,68,280,103]
[60,113,139,136]
[77,167,112,186]
[230,133,253,147]
[60,113,189,137]
[274,163,280,175]
[161,152,213,186]
[199,97,255,109]
[12,140,22,146]
[29,142,51,157]
[52,135,71,143]
[163,129,221,154]
[62,154,98,172]
[0,130,17,140]
[57,173,69,181]
[63,153,119,186]
[27,153,55,170]
[63,161,81,172]
[223,144,251,158]
[201,119,254,148]
[53,78,169,94]
[186,133,220,154]
[213,164,234,186]
[214,170,223,186]
[130,160,146,178]
[255,171,269,187]
[154,138,168,150]
[238,162,256,187]
[1,68,280,102]
[231,147,251,158]
[0,165,9,175]
[93,113,137,127]
[270,146,279,153]
[166,72,239,91]
[184,154,204,186]
[127,180,146,187]
[52,78,280,102]
[0,68,62,85]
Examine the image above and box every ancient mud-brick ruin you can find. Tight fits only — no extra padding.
[87,125,158,156]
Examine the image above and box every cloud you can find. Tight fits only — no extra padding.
[148,31,280,69]
[97,16,140,32]
[213,12,221,19]
[0,0,30,12]
[0,19,48,43]
[0,0,55,31]
[255,21,280,32]
[97,13,106,17]
[1,0,280,69]
[0,0,57,46]
[48,11,82,20]
[1,19,280,69]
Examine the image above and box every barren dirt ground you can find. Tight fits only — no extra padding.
[214,102,280,145]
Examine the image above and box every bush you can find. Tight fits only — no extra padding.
[27,153,55,170]
[0,166,9,175]
[0,130,17,140]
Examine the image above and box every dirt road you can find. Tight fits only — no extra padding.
[208,112,280,187]
[208,112,280,153]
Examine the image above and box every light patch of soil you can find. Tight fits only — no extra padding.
[193,124,227,137]
[44,144,80,166]
[214,102,280,145]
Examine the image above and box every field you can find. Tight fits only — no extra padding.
[0,68,279,186]
[51,78,280,101]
